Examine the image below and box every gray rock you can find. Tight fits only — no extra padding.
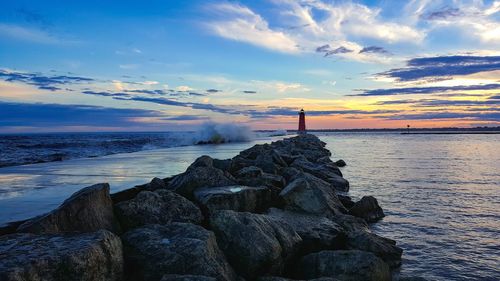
[210,210,302,279]
[17,183,119,234]
[168,156,236,199]
[236,166,263,178]
[349,196,385,222]
[337,195,355,209]
[291,157,349,192]
[266,208,346,253]
[161,275,216,281]
[334,159,346,167]
[238,172,286,190]
[115,189,203,231]
[346,231,403,268]
[279,173,347,217]
[122,223,236,281]
[194,185,273,213]
[297,250,391,281]
[0,230,123,281]
[254,150,288,174]
[111,177,166,204]
[316,156,333,164]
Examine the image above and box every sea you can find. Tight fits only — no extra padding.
[0,131,498,280]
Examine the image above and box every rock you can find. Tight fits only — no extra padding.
[337,195,355,209]
[334,159,346,167]
[346,231,403,268]
[210,210,302,279]
[115,189,203,231]
[111,177,166,204]
[194,185,273,213]
[122,223,236,281]
[254,150,288,174]
[290,157,349,192]
[17,183,119,234]
[258,277,339,281]
[266,208,346,253]
[168,156,236,199]
[349,196,385,222]
[228,155,256,174]
[213,159,232,172]
[316,156,333,164]
[297,250,391,281]
[330,214,370,233]
[236,166,263,178]
[161,275,216,281]
[0,230,123,281]
[279,173,347,217]
[279,167,302,183]
[238,172,286,190]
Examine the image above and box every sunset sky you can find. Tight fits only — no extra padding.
[0,0,499,132]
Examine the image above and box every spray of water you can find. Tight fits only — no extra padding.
[194,122,255,144]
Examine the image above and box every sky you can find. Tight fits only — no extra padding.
[0,0,499,132]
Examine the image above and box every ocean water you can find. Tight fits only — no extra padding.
[0,132,498,280]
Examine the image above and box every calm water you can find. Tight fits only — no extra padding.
[0,132,498,280]
[318,132,500,281]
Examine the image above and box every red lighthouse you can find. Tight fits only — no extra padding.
[298,109,306,133]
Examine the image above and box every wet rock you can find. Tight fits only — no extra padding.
[0,230,123,281]
[297,250,391,281]
[279,173,347,217]
[316,156,333,164]
[330,214,370,233]
[399,276,428,281]
[266,208,347,253]
[115,189,203,231]
[161,275,216,281]
[349,196,385,222]
[17,183,119,234]
[168,156,236,199]
[210,210,302,279]
[122,223,236,281]
[194,185,273,213]
[334,159,346,167]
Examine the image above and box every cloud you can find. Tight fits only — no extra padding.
[176,85,194,92]
[382,112,500,121]
[359,46,389,54]
[161,115,208,121]
[206,1,423,59]
[0,101,165,128]
[0,69,94,91]
[375,98,500,107]
[354,83,500,96]
[83,90,130,97]
[242,90,257,94]
[206,89,221,93]
[423,7,462,20]
[316,45,353,57]
[0,23,64,44]
[380,55,500,82]
[206,3,299,54]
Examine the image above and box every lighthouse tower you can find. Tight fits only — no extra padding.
[298,109,306,134]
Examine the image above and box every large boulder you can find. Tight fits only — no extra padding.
[0,230,123,281]
[254,150,288,174]
[17,183,119,234]
[194,185,273,213]
[122,223,236,281]
[297,250,391,281]
[111,177,166,204]
[346,231,403,268]
[168,156,236,199]
[210,210,302,279]
[115,189,203,231]
[349,196,385,222]
[266,208,346,253]
[291,157,349,192]
[279,173,347,217]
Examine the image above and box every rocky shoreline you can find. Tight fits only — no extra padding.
[0,134,423,281]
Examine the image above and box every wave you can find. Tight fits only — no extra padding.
[194,122,255,144]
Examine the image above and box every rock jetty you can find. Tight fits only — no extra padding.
[0,134,421,281]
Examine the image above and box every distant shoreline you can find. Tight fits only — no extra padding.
[400,132,500,134]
